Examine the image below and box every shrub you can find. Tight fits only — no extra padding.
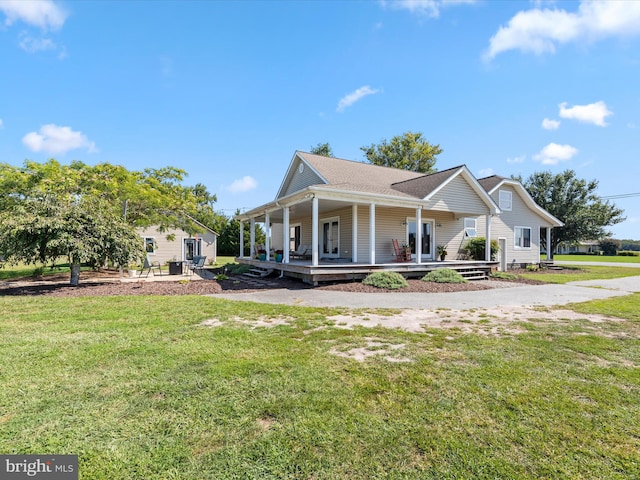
[490,271,518,280]
[463,237,499,261]
[422,268,467,284]
[618,251,640,257]
[215,273,229,281]
[224,263,251,274]
[526,264,539,271]
[362,271,408,289]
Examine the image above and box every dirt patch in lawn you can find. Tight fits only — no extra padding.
[326,307,622,335]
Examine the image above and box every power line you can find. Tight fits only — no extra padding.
[600,192,640,200]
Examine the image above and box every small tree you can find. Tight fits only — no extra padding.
[464,237,499,261]
[0,195,145,285]
[599,238,620,256]
[360,131,442,173]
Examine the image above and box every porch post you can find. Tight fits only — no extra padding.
[546,227,552,260]
[265,212,271,261]
[369,203,376,264]
[312,196,319,267]
[250,218,256,258]
[485,214,492,261]
[239,220,244,258]
[283,206,290,263]
[416,207,422,264]
[352,204,358,263]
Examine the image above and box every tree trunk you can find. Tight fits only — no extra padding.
[70,262,81,286]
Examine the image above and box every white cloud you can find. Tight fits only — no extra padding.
[22,124,97,155]
[227,176,257,193]
[19,33,57,53]
[484,1,640,60]
[628,122,637,129]
[506,155,526,164]
[534,142,578,165]
[542,118,560,130]
[0,0,68,30]
[478,167,494,177]
[383,0,476,18]
[558,101,612,127]
[0,119,3,129]
[336,85,381,113]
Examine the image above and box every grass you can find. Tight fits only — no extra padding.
[521,265,640,284]
[1,294,639,478]
[554,254,640,264]
[0,262,82,280]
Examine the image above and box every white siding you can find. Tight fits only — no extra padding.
[477,184,551,267]
[137,226,217,265]
[424,175,490,215]
[281,160,324,197]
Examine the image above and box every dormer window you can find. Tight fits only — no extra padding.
[499,190,512,211]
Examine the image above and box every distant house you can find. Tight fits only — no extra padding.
[555,240,601,255]
[137,221,217,265]
[235,151,562,283]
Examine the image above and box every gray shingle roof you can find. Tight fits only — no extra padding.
[297,152,423,198]
[297,151,464,200]
[478,175,508,193]
[390,166,463,198]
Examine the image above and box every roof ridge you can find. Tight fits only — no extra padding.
[390,164,465,187]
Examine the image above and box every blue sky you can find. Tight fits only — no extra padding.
[1,0,639,239]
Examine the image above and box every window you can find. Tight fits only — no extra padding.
[144,237,156,255]
[464,218,477,237]
[499,190,512,211]
[289,224,301,252]
[515,226,531,248]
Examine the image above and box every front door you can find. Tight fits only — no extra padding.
[407,219,434,260]
[183,238,201,261]
[321,217,339,258]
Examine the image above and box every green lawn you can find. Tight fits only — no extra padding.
[554,254,640,264]
[521,265,640,284]
[1,295,639,478]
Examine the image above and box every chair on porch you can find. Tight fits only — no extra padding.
[290,244,311,260]
[392,239,411,262]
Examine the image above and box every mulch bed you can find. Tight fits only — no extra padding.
[0,268,560,298]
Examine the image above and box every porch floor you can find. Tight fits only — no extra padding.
[236,257,498,285]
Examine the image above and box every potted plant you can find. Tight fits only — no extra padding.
[258,249,266,261]
[437,244,448,261]
[275,250,283,263]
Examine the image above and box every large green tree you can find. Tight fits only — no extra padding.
[0,159,212,284]
[518,170,625,255]
[360,131,442,173]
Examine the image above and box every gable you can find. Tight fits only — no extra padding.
[276,153,326,199]
[483,179,563,227]
[423,175,491,215]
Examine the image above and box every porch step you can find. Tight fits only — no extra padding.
[458,270,488,280]
[243,267,274,278]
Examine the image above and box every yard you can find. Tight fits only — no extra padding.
[1,289,639,478]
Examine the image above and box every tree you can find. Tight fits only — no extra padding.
[310,142,334,157]
[518,170,625,255]
[0,195,145,286]
[599,238,620,256]
[217,210,265,256]
[360,131,442,173]
[0,159,214,284]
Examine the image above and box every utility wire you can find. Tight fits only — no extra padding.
[600,192,640,200]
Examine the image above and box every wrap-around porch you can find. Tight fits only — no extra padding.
[236,192,502,284]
